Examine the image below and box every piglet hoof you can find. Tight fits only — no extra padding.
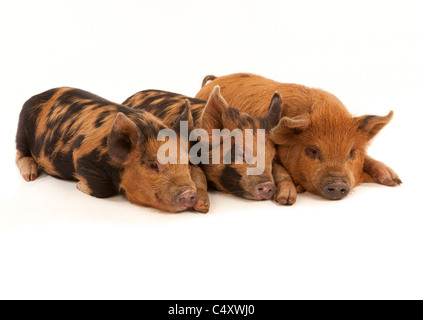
[17,157,38,182]
[76,180,92,195]
[274,180,297,205]
[193,190,209,214]
[370,162,402,187]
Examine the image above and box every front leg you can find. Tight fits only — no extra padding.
[74,171,117,198]
[76,176,93,195]
[75,156,118,198]
[273,162,297,205]
[190,166,210,213]
[363,155,402,186]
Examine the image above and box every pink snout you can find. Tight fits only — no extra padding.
[175,188,198,210]
[252,182,276,200]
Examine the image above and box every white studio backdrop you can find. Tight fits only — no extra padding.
[0,0,422,299]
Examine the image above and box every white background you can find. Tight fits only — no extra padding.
[0,0,422,299]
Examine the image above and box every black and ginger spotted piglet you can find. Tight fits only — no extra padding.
[15,87,207,213]
[122,86,283,202]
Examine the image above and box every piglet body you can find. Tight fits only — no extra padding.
[16,87,197,212]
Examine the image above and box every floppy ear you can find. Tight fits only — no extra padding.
[264,92,283,131]
[356,111,393,140]
[108,113,143,165]
[174,99,194,133]
[200,85,231,129]
[270,115,310,145]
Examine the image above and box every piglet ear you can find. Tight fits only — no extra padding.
[278,116,310,129]
[264,92,283,131]
[201,85,230,129]
[174,99,194,133]
[108,112,143,165]
[270,115,310,145]
[356,111,393,140]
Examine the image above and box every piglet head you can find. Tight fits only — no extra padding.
[200,86,281,200]
[108,109,198,212]
[271,109,393,200]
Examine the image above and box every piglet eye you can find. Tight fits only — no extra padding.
[305,147,321,160]
[148,161,159,172]
[349,148,355,159]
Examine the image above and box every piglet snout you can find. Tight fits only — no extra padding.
[253,182,276,200]
[322,180,350,200]
[175,188,198,210]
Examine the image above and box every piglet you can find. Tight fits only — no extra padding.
[16,87,198,212]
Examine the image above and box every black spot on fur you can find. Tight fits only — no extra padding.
[244,116,257,131]
[63,116,79,132]
[142,123,163,141]
[207,179,217,190]
[227,107,240,123]
[229,145,238,163]
[94,111,110,128]
[101,136,108,148]
[187,97,206,105]
[52,151,75,180]
[219,165,245,197]
[43,133,58,155]
[32,132,46,158]
[76,148,122,198]
[73,135,85,149]
[130,115,166,142]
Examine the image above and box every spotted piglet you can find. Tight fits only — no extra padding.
[16,87,201,212]
[123,86,284,202]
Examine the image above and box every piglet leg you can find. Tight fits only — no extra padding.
[76,177,93,195]
[363,155,402,186]
[273,162,297,205]
[190,166,210,213]
[16,151,38,182]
